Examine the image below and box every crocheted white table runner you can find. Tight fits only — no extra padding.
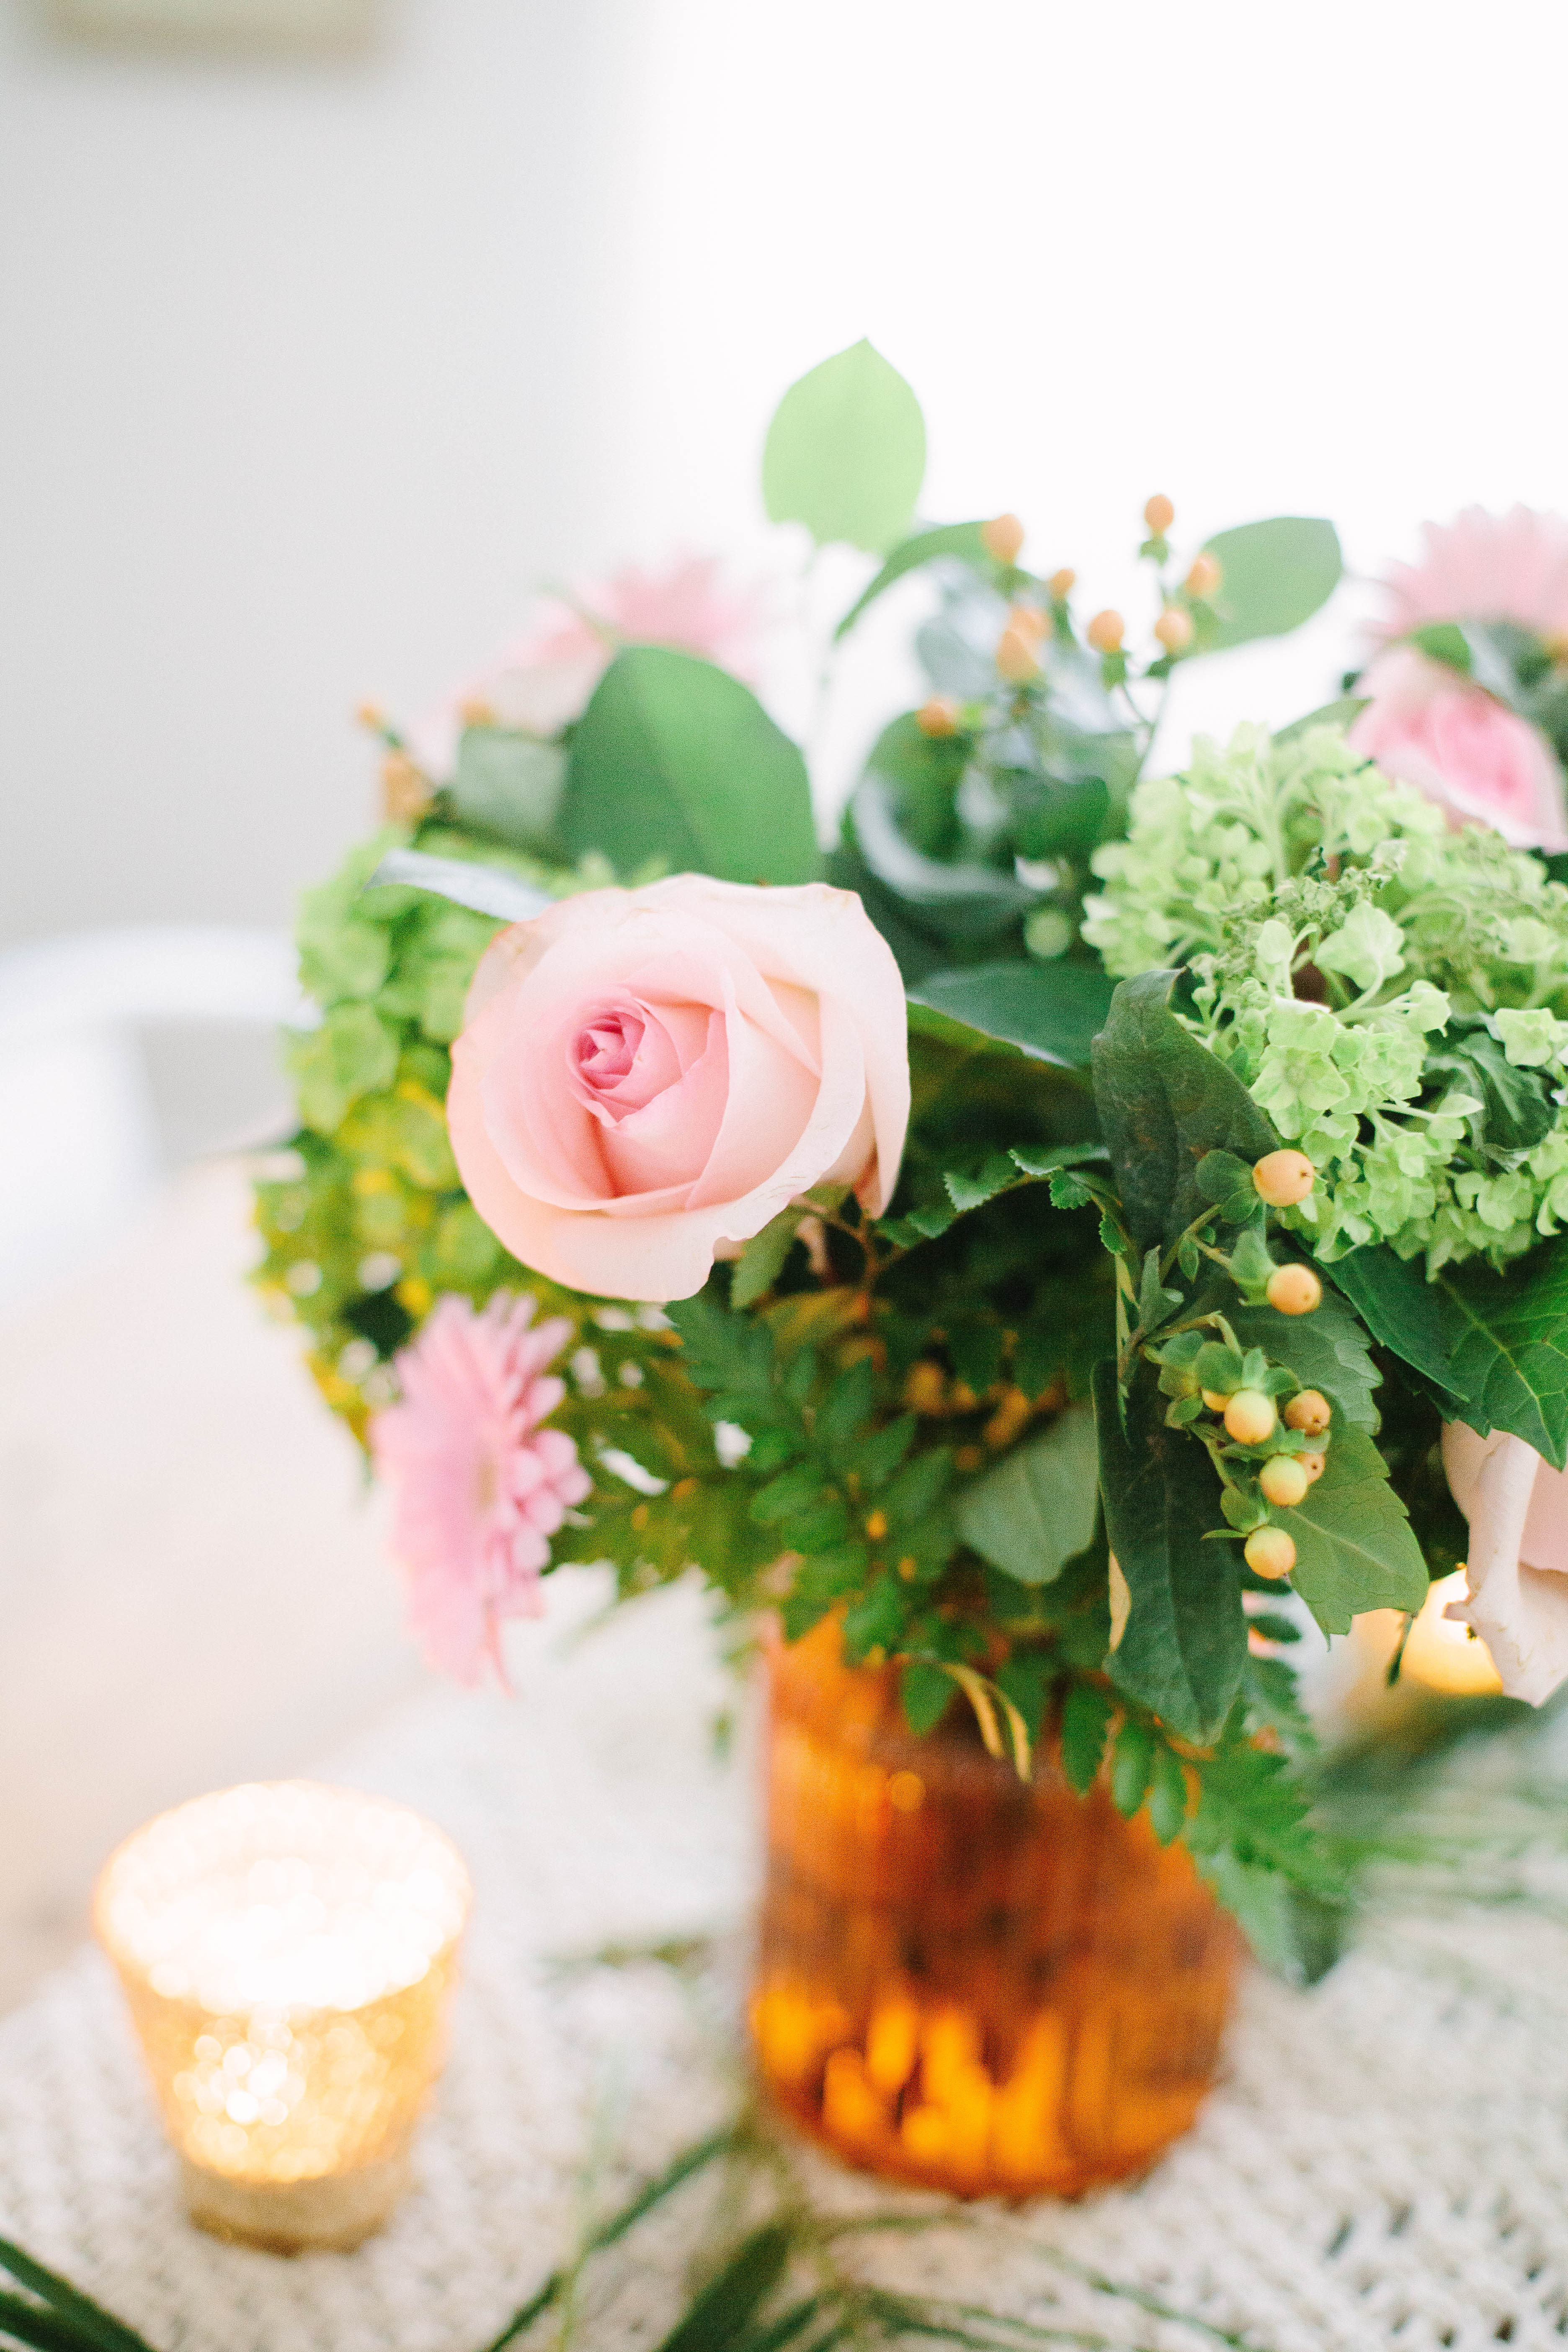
[2,1572,1565,2352]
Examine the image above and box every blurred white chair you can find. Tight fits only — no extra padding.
[0,925,310,1318]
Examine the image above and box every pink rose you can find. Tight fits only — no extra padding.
[1351,645,1568,851]
[1440,1421,1568,1705]
[447,875,910,1302]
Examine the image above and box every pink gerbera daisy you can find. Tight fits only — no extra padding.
[408,554,773,774]
[1354,505,1568,851]
[1367,505,1568,645]
[371,1292,591,1685]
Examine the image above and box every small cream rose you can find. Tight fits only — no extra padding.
[447,874,910,1302]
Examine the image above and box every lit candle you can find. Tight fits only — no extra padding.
[1346,1568,1504,1711]
[94,1781,471,2252]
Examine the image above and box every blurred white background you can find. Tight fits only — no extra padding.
[4,0,1568,2005]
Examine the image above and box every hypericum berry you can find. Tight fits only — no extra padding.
[1252,1149,1315,1207]
[996,626,1043,684]
[1259,1455,1309,1508]
[1154,606,1195,654]
[1224,1390,1277,1445]
[1200,1387,1232,1413]
[916,694,961,738]
[1008,602,1050,641]
[1047,566,1076,599]
[1144,493,1176,535]
[1245,1525,1296,1580]
[1284,1389,1331,1436]
[1185,552,1222,598]
[1087,608,1125,653]
[1266,1264,1323,1317]
[1300,1450,1327,1483]
[981,512,1026,565]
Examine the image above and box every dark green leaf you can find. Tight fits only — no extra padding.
[1059,1681,1115,1794]
[1324,1245,1474,1406]
[819,1358,877,1449]
[1440,1245,1568,1469]
[1110,1718,1154,1816]
[0,2238,157,2352]
[882,1446,954,1532]
[762,340,926,553]
[1284,1423,1429,1635]
[902,1659,954,1735]
[653,2223,794,2352]
[751,1464,828,1525]
[853,1413,918,1489]
[1189,517,1342,654]
[842,1574,906,1661]
[908,960,1117,1070]
[1091,970,1279,1253]
[1424,1016,1557,1163]
[848,776,1034,934]
[1226,1291,1381,1433]
[1093,1361,1247,1744]
[1148,1743,1189,1844]
[954,1405,1100,1584]
[834,521,990,641]
[562,648,819,885]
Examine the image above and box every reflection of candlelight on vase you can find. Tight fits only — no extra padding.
[94,1782,470,2252]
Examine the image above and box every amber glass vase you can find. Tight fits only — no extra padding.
[750,1619,1241,2198]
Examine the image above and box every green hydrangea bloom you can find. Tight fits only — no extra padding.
[1083,723,1568,1271]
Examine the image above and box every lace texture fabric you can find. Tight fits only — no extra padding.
[1,1574,1565,2352]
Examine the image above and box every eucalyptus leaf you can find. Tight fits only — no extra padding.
[908,960,1117,1069]
[762,339,926,553]
[849,776,1033,928]
[365,848,554,925]
[1091,970,1279,1251]
[563,648,819,885]
[954,1404,1100,1584]
[834,520,990,640]
[1093,1361,1246,1743]
[1190,517,1342,654]
[1283,1422,1429,1636]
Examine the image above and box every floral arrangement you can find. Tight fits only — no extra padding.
[256,338,1568,1974]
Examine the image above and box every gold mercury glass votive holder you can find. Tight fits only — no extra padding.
[93,1780,472,2253]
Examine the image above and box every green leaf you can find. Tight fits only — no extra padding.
[751,1463,828,1525]
[449,727,567,852]
[1091,970,1279,1252]
[1283,1422,1429,1635]
[1409,619,1473,675]
[819,1358,877,1449]
[1093,1362,1247,1744]
[882,1445,954,1532]
[0,2237,157,2352]
[1324,1244,1474,1406]
[1110,1718,1154,1817]
[762,340,926,553]
[1276,694,1371,743]
[1441,1243,1568,1469]
[1226,1291,1381,1432]
[908,961,1117,1070]
[652,2222,792,2352]
[730,1210,803,1310]
[902,1658,954,1735]
[954,1405,1100,1585]
[834,521,990,641]
[562,648,819,886]
[1059,1681,1114,1794]
[842,1573,906,1661]
[1189,517,1342,654]
[1425,1015,1558,1162]
[286,1003,401,1135]
[1148,1743,1189,1844]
